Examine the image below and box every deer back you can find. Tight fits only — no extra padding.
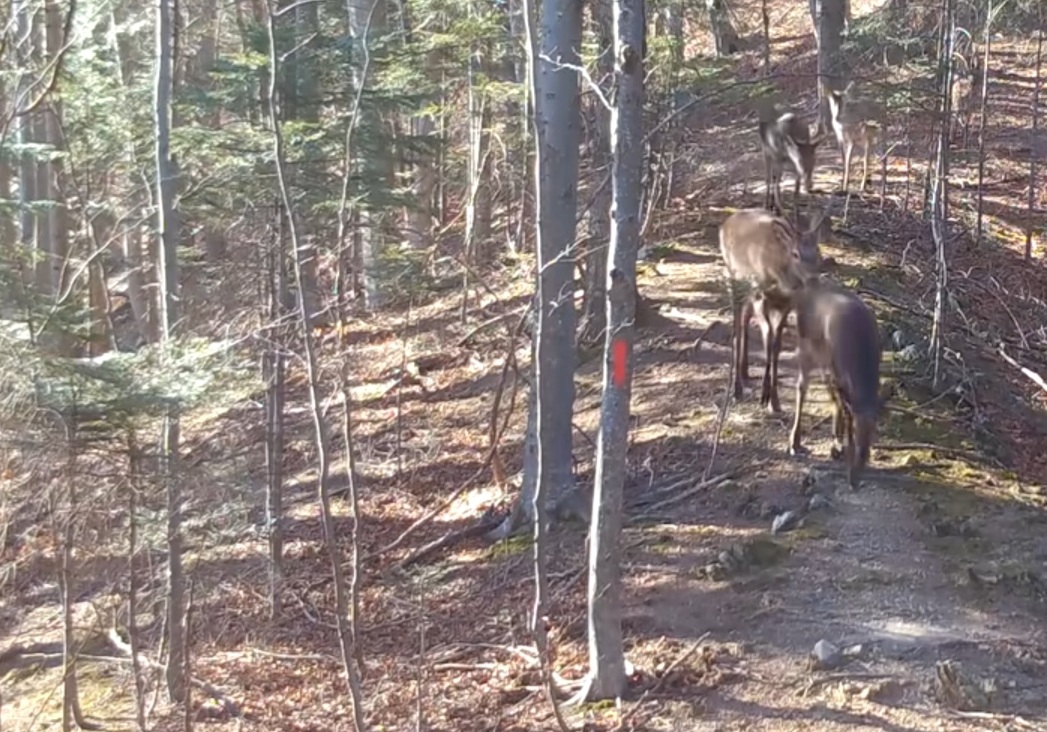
[720,209,824,297]
[794,280,882,416]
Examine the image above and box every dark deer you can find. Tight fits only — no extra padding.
[720,206,829,414]
[788,278,887,488]
[759,108,827,212]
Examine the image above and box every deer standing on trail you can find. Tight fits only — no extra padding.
[759,107,827,213]
[788,277,887,488]
[950,52,982,151]
[719,206,829,414]
[825,80,882,194]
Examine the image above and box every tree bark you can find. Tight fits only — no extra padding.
[578,0,644,701]
[348,0,391,311]
[816,0,845,132]
[155,0,186,703]
[500,0,582,536]
[581,0,613,345]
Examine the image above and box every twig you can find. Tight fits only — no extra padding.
[703,357,735,482]
[617,633,710,729]
[637,472,736,517]
[944,710,1041,729]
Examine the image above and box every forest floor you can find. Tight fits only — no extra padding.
[4,0,1047,731]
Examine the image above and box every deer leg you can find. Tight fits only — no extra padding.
[739,295,755,384]
[764,305,788,414]
[771,168,784,215]
[730,286,752,400]
[764,156,774,210]
[788,358,810,456]
[844,409,859,488]
[860,139,871,190]
[757,301,774,410]
[841,141,853,193]
[829,386,846,460]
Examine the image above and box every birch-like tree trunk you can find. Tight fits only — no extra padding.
[580,0,612,345]
[155,0,186,703]
[491,0,582,539]
[577,0,643,701]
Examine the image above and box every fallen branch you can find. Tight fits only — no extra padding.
[456,307,529,347]
[397,510,506,569]
[635,470,741,518]
[998,344,1047,395]
[945,710,1042,729]
[875,442,1002,466]
[107,628,241,717]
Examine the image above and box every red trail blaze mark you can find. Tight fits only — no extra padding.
[612,338,629,387]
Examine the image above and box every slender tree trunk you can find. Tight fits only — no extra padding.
[975,1,992,244]
[1026,26,1043,261]
[578,0,644,701]
[581,0,613,345]
[265,6,367,726]
[465,3,492,264]
[264,211,288,618]
[929,0,953,388]
[155,0,186,703]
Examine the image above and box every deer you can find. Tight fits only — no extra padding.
[759,107,827,213]
[719,205,829,414]
[824,80,882,194]
[787,277,888,488]
[950,52,982,151]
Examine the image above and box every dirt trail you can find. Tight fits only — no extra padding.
[602,204,1047,730]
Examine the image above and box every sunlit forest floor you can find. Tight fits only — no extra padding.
[5,0,1047,730]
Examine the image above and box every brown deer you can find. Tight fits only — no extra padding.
[720,206,828,414]
[825,80,882,193]
[788,277,887,488]
[950,52,982,150]
[759,108,827,213]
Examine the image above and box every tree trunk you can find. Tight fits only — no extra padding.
[265,5,368,723]
[516,0,583,533]
[578,0,644,701]
[464,4,492,265]
[705,0,739,57]
[1026,25,1043,261]
[14,0,36,293]
[155,0,186,703]
[348,0,391,311]
[816,0,845,132]
[581,0,612,345]
[264,209,289,618]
